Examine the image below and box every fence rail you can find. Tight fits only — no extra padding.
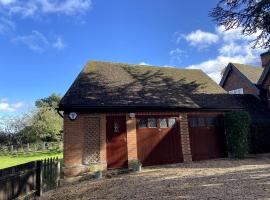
[0,142,63,156]
[0,157,60,200]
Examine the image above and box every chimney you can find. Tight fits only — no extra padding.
[260,51,270,68]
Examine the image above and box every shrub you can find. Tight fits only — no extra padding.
[225,111,251,158]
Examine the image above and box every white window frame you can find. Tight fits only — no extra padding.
[228,88,244,94]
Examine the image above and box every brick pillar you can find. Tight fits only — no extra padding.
[179,113,192,162]
[100,114,107,169]
[126,115,138,165]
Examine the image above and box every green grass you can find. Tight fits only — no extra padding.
[0,150,63,169]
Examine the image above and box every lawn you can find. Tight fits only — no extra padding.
[0,150,63,169]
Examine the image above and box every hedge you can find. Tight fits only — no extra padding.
[225,111,251,158]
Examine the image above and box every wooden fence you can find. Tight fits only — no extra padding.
[0,142,63,156]
[0,157,60,200]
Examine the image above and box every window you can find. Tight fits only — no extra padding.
[206,117,217,126]
[198,118,205,127]
[148,118,157,128]
[168,118,176,128]
[159,118,168,128]
[228,88,244,94]
[138,119,147,128]
[189,118,198,127]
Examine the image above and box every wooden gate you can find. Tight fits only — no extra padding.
[188,114,227,161]
[0,157,60,200]
[106,116,128,169]
[136,116,183,166]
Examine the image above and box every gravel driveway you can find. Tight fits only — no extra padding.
[40,155,270,200]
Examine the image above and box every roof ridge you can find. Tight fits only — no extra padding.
[86,60,203,71]
[230,62,262,69]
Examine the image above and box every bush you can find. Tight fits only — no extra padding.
[225,111,251,158]
[250,119,270,153]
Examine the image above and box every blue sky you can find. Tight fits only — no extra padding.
[0,0,265,115]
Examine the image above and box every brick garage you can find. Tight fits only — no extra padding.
[59,61,242,177]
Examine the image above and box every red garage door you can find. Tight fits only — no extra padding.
[136,116,183,166]
[188,114,227,161]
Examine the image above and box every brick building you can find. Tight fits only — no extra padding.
[59,61,242,177]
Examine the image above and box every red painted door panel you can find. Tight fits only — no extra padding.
[136,116,183,166]
[106,116,128,169]
[188,114,227,161]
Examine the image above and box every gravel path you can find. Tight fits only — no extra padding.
[40,156,270,200]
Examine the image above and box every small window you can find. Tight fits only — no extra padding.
[189,118,198,127]
[198,118,205,127]
[159,118,168,128]
[229,88,244,94]
[168,118,176,128]
[148,118,157,128]
[206,117,217,126]
[138,119,147,128]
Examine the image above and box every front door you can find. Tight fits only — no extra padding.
[106,116,128,169]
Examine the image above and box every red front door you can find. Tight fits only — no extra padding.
[106,116,128,169]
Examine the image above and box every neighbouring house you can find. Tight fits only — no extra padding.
[220,51,270,153]
[220,51,270,104]
[59,61,243,177]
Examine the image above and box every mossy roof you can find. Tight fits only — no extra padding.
[59,61,242,110]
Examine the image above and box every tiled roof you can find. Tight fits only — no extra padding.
[59,61,242,110]
[232,63,263,84]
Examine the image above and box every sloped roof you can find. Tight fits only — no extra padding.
[232,63,263,84]
[59,61,242,110]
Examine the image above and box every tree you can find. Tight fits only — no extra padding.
[35,93,62,109]
[210,0,270,49]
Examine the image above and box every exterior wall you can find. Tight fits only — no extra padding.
[126,115,138,163]
[63,111,226,177]
[179,113,192,162]
[64,113,106,177]
[223,70,258,95]
[261,52,270,68]
[262,74,270,107]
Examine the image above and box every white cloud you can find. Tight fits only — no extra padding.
[0,99,23,112]
[12,30,67,52]
[53,36,65,50]
[139,62,150,65]
[12,30,49,52]
[183,26,265,83]
[169,48,185,63]
[0,17,15,34]
[185,30,219,48]
[0,0,92,17]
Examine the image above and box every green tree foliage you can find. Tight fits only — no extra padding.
[0,93,63,145]
[210,0,270,49]
[225,111,251,158]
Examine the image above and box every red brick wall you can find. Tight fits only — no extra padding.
[223,70,258,95]
[63,111,226,176]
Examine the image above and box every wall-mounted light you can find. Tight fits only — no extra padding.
[129,113,136,118]
[68,112,77,121]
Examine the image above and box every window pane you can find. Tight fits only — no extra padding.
[138,119,147,128]
[206,117,216,126]
[148,118,157,128]
[159,118,168,128]
[168,118,176,128]
[198,118,205,127]
[189,118,198,127]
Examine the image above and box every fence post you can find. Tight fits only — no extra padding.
[27,143,30,152]
[56,157,61,187]
[43,142,46,151]
[11,145,13,154]
[36,160,43,196]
